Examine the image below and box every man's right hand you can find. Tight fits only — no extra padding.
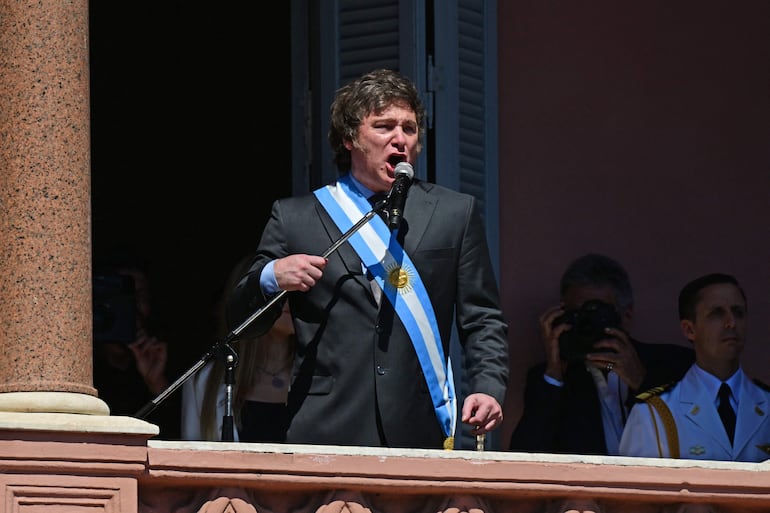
[129,330,169,396]
[273,254,327,292]
[540,304,571,381]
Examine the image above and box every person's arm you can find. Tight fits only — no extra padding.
[618,397,671,458]
[226,199,326,338]
[225,201,285,338]
[508,301,573,452]
[509,363,565,452]
[129,331,169,396]
[449,194,509,436]
[454,196,509,417]
[539,304,570,382]
[454,196,509,402]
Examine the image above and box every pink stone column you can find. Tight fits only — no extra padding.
[0,0,105,414]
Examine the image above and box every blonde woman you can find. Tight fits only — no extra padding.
[181,259,295,442]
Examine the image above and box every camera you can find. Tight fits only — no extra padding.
[93,272,136,344]
[554,299,622,362]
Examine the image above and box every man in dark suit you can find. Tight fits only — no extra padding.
[509,253,694,455]
[227,69,509,450]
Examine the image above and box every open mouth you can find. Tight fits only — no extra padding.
[387,154,406,169]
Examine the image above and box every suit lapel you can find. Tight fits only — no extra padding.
[733,378,769,455]
[680,370,733,453]
[314,200,374,299]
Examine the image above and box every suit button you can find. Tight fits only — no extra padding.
[376,365,387,375]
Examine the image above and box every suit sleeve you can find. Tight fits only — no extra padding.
[619,400,671,458]
[225,199,287,337]
[509,364,564,451]
[453,195,509,404]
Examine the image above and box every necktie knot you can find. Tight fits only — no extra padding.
[368,193,388,221]
[718,383,736,445]
[718,383,732,401]
[368,193,387,206]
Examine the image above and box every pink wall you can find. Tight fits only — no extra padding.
[497,1,770,444]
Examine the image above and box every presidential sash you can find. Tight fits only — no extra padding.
[314,175,457,449]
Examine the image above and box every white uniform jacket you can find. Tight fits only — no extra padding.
[619,366,770,462]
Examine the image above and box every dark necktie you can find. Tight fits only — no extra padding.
[368,193,387,220]
[368,193,387,206]
[717,383,736,445]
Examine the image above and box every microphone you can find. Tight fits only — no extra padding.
[386,162,414,229]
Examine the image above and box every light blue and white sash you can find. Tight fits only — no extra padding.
[314,175,457,448]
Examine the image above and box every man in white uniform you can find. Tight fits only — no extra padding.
[620,273,770,462]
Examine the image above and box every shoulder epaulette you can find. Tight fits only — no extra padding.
[753,378,770,392]
[635,382,674,402]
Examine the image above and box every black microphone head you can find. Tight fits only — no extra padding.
[394,161,414,181]
[387,162,414,229]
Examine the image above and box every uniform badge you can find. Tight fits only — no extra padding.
[756,444,770,455]
[688,445,706,455]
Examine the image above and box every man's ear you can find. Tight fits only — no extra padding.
[343,139,354,150]
[619,307,633,333]
[680,319,696,343]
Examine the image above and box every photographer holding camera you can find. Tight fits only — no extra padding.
[92,249,182,439]
[509,253,695,455]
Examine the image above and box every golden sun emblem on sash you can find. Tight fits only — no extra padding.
[385,263,414,293]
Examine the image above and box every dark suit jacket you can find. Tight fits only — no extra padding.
[227,178,509,449]
[509,339,694,455]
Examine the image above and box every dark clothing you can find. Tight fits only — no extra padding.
[93,347,182,440]
[239,400,291,442]
[509,339,694,455]
[227,179,509,449]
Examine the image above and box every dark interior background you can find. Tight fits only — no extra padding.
[88,3,292,370]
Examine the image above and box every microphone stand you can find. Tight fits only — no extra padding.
[133,198,390,438]
[220,344,238,441]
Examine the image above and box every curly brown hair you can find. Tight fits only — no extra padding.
[328,68,426,173]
